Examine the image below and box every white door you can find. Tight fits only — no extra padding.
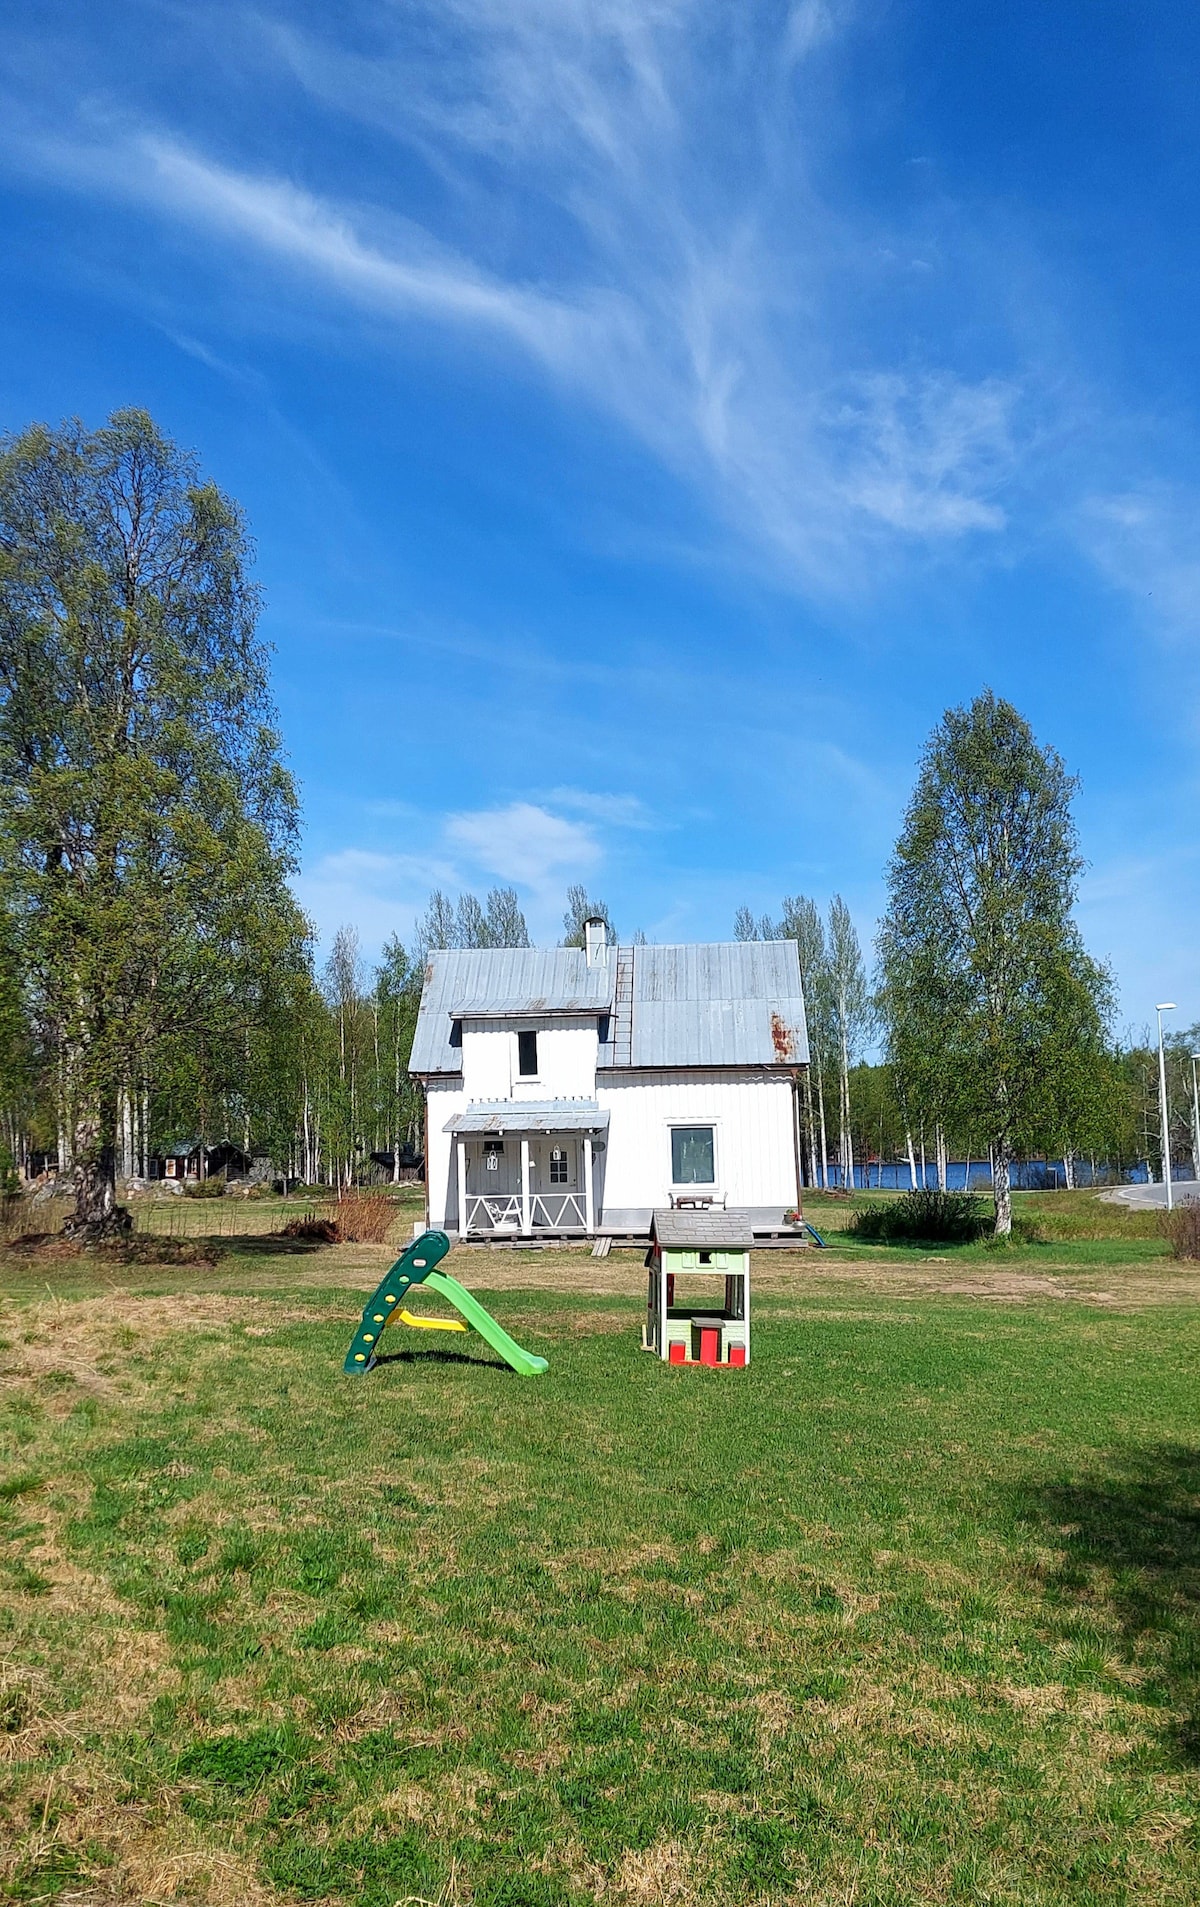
[531,1136,578,1192]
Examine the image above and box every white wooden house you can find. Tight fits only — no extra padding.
[410,919,809,1241]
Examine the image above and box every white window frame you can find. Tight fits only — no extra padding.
[666,1118,720,1193]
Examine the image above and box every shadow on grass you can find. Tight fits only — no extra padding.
[215,1234,328,1256]
[1022,1443,1200,1765]
[373,1346,506,1371]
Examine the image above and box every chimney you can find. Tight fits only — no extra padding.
[584,916,608,967]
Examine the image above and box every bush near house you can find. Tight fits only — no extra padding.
[851,1186,990,1245]
[277,1191,398,1246]
[182,1176,226,1199]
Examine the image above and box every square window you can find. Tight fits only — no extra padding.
[671,1126,715,1185]
[518,1030,538,1076]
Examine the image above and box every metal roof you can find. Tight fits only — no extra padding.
[626,942,808,1067]
[410,947,615,1073]
[445,1100,610,1135]
[652,1207,755,1248]
[412,939,808,1075]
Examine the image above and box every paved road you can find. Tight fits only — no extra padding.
[1102,1179,1200,1209]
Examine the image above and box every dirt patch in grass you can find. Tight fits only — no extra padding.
[0,1290,334,1411]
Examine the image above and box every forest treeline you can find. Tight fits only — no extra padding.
[1,411,1195,1237]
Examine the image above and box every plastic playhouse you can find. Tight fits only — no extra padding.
[642,1208,752,1367]
[344,1230,548,1376]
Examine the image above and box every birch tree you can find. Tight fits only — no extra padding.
[877,691,1109,1235]
[0,410,302,1236]
[777,896,834,1188]
[826,896,870,1190]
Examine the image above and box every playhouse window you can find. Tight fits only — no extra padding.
[671,1125,715,1185]
[517,1030,538,1076]
[549,1147,568,1185]
[484,1139,504,1172]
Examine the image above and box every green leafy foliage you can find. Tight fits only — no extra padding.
[182,1175,226,1199]
[851,1187,989,1244]
[877,692,1113,1233]
[0,409,305,1230]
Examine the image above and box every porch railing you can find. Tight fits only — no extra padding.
[464,1190,588,1235]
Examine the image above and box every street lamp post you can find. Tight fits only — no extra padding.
[1191,1052,1200,1187]
[1156,1003,1176,1211]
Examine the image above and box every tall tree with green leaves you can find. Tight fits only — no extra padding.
[0,409,304,1235]
[826,895,870,1190]
[878,691,1110,1234]
[375,933,421,1180]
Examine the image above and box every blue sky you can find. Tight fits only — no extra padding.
[2,1,1198,1032]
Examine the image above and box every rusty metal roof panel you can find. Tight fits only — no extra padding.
[626,941,809,1068]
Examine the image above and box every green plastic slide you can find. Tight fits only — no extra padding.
[424,1269,549,1377]
[343,1230,548,1376]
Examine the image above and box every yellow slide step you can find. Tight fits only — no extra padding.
[397,1309,468,1332]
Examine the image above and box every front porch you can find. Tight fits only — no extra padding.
[445,1100,609,1240]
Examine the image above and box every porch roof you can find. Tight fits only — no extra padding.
[445,1099,610,1136]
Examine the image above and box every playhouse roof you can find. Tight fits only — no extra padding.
[652,1208,755,1249]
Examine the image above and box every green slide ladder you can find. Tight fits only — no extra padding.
[344,1230,548,1377]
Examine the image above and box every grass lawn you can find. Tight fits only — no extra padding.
[2,1225,1199,1905]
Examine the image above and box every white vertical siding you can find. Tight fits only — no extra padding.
[424,1078,466,1229]
[596,1070,796,1217]
[425,1062,797,1233]
[461,1017,598,1102]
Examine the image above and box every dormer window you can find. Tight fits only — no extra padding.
[517,1030,538,1077]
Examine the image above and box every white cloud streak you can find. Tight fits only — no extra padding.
[5,0,1024,591]
[446,801,601,887]
[296,800,609,954]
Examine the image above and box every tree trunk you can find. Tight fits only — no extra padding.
[839,1021,853,1191]
[816,1067,830,1189]
[936,1124,947,1192]
[905,1127,918,1191]
[993,1140,1013,1235]
[64,1100,131,1240]
[1062,1149,1076,1191]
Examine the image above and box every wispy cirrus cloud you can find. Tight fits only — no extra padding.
[1,0,1026,592]
[1077,484,1200,653]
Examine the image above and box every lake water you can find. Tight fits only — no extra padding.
[818,1159,1160,1191]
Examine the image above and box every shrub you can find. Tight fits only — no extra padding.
[335,1190,397,1244]
[276,1192,396,1246]
[183,1176,226,1199]
[1161,1199,1200,1261]
[279,1214,340,1243]
[851,1187,989,1245]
